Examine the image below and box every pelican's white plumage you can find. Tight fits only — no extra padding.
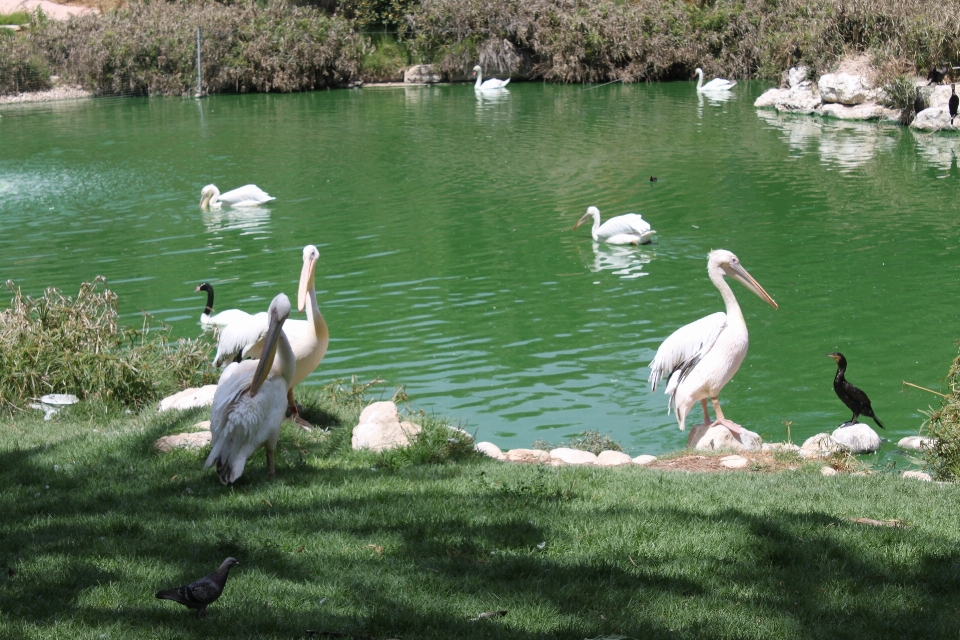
[200,184,275,209]
[206,293,295,484]
[196,282,253,330]
[573,206,656,245]
[472,65,510,91]
[695,68,737,93]
[648,250,777,434]
[212,245,329,427]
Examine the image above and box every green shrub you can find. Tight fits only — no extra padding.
[533,429,623,455]
[922,350,960,480]
[0,30,50,94]
[0,278,217,411]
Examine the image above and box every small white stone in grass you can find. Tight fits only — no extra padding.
[719,455,749,469]
[633,455,657,466]
[903,470,932,482]
[821,466,838,476]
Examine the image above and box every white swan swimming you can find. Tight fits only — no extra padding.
[473,65,510,91]
[200,184,275,209]
[694,68,736,93]
[573,206,656,245]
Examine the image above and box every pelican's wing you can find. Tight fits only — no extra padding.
[218,184,275,207]
[213,312,268,367]
[648,312,727,392]
[596,214,651,240]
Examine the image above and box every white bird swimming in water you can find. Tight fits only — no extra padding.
[473,65,510,91]
[206,293,295,484]
[694,68,736,93]
[213,245,329,429]
[196,283,252,330]
[573,206,656,245]
[647,250,777,435]
[200,184,275,209]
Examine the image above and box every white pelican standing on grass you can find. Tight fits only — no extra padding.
[573,206,656,245]
[196,283,253,330]
[213,245,329,429]
[648,250,777,435]
[200,184,275,209]
[206,293,295,484]
[473,65,510,91]
[694,68,736,93]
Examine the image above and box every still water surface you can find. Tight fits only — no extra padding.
[3,83,960,461]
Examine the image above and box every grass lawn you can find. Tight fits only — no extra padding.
[2,388,959,639]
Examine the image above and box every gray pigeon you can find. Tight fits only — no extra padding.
[155,557,239,617]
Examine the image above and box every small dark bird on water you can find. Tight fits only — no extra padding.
[649,176,658,183]
[826,353,885,429]
[156,557,239,617]
[914,87,925,115]
[927,65,949,85]
[949,84,959,124]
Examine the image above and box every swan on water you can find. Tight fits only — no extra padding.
[200,184,275,209]
[206,293,295,484]
[213,245,329,429]
[196,282,252,330]
[573,206,656,245]
[694,68,736,93]
[648,250,777,435]
[472,66,510,91]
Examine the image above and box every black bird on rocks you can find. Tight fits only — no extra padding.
[914,87,925,115]
[826,353,885,429]
[928,65,949,85]
[156,557,239,617]
[791,42,802,63]
[949,84,959,124]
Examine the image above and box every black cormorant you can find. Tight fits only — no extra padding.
[791,42,802,63]
[949,84,958,124]
[914,87,925,115]
[928,65,949,85]
[826,353,885,429]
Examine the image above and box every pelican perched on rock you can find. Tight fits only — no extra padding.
[206,293,294,484]
[196,283,252,330]
[472,65,510,91]
[200,184,274,209]
[573,206,656,245]
[648,250,777,435]
[213,245,329,428]
[694,68,736,93]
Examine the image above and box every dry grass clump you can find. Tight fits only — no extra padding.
[0,278,216,412]
[921,350,960,481]
[20,0,363,96]
[532,430,623,455]
[0,30,51,94]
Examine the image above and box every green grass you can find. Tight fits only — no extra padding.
[0,12,30,25]
[2,387,959,639]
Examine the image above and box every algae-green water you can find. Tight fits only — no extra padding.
[2,83,958,461]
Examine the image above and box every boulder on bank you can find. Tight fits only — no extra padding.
[158,385,218,412]
[788,66,809,88]
[595,450,633,466]
[754,86,821,114]
[475,441,505,459]
[912,107,958,131]
[817,103,897,121]
[898,436,936,451]
[818,73,880,105]
[688,424,762,452]
[550,448,598,465]
[404,65,441,84]
[903,470,932,481]
[351,401,422,452]
[800,433,843,458]
[831,423,881,454]
[633,454,657,466]
[504,448,551,463]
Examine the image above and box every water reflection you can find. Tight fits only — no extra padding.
[200,206,272,235]
[475,88,510,110]
[583,241,655,279]
[404,85,441,106]
[756,110,896,170]
[912,129,960,172]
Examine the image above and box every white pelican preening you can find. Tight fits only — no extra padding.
[206,293,295,484]
[573,206,656,245]
[200,184,275,209]
[473,65,510,91]
[213,245,329,428]
[694,68,737,93]
[647,250,777,435]
[196,283,252,330]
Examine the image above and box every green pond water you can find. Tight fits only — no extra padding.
[2,82,959,462]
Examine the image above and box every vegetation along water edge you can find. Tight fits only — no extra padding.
[4,0,960,98]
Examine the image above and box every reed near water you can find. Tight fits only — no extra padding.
[2,0,960,96]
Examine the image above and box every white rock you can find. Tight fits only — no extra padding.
[817,102,896,121]
[774,86,822,114]
[818,72,876,105]
[351,401,422,452]
[404,64,441,84]
[689,424,762,452]
[788,66,809,88]
[475,441,505,460]
[595,450,633,466]
[924,84,956,109]
[154,423,212,453]
[898,436,936,451]
[821,466,838,476]
[503,448,551,463]
[719,455,749,469]
[157,385,218,412]
[632,454,657,466]
[912,106,958,131]
[903,470,932,482]
[762,442,801,453]
[800,433,843,458]
[549,448,598,465]
[755,87,790,108]
[831,423,881,454]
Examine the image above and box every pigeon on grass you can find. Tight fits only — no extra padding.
[155,557,239,617]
